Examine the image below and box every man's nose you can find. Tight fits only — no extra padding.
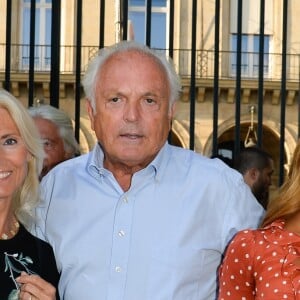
[123,101,140,122]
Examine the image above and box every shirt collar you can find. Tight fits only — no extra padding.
[261,219,300,246]
[148,142,170,181]
[87,142,171,181]
[87,143,106,179]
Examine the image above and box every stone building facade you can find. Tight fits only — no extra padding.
[0,0,299,190]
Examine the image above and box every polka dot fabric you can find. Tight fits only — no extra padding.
[218,220,300,299]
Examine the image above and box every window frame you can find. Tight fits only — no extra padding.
[20,0,52,71]
[230,33,270,78]
[128,0,169,49]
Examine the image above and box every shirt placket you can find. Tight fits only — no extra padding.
[107,192,134,299]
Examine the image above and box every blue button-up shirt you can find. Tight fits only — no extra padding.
[34,143,264,300]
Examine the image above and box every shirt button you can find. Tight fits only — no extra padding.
[123,196,128,203]
[115,266,122,273]
[118,230,125,237]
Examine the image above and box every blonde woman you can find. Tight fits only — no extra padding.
[0,89,59,299]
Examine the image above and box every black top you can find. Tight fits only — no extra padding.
[0,223,60,299]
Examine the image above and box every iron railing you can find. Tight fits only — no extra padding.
[1,0,296,186]
[1,43,300,82]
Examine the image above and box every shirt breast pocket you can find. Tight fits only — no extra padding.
[146,246,207,300]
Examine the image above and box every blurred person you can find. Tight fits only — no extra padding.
[28,104,80,179]
[0,89,59,299]
[234,146,274,209]
[218,143,300,299]
[33,41,264,299]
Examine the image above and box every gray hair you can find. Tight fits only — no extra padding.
[82,40,182,110]
[0,89,44,228]
[28,104,80,157]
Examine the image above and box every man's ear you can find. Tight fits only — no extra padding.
[168,103,176,129]
[243,168,259,187]
[249,167,259,180]
[64,151,73,160]
[169,102,176,118]
[86,99,95,131]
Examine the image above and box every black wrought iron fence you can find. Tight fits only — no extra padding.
[0,0,297,186]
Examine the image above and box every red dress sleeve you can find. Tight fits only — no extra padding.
[218,230,256,299]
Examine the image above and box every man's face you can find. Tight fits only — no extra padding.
[87,50,174,171]
[33,117,67,178]
[252,160,274,208]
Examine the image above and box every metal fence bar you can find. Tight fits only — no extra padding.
[189,0,197,150]
[279,0,289,185]
[50,0,61,108]
[168,0,175,144]
[212,0,220,157]
[75,0,83,143]
[168,0,174,58]
[4,0,12,92]
[99,0,105,49]
[28,0,36,107]
[257,0,266,148]
[146,0,152,47]
[121,0,128,41]
[234,0,243,158]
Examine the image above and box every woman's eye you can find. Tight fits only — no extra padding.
[4,138,17,145]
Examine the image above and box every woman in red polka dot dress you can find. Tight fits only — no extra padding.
[218,144,300,299]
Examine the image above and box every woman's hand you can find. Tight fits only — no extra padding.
[16,272,56,300]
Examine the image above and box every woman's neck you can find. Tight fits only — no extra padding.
[0,203,19,240]
[284,212,300,235]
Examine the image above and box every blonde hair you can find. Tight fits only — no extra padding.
[261,142,300,227]
[0,89,44,228]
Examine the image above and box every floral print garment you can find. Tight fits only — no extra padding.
[0,223,60,299]
[218,220,300,299]
[4,251,37,299]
